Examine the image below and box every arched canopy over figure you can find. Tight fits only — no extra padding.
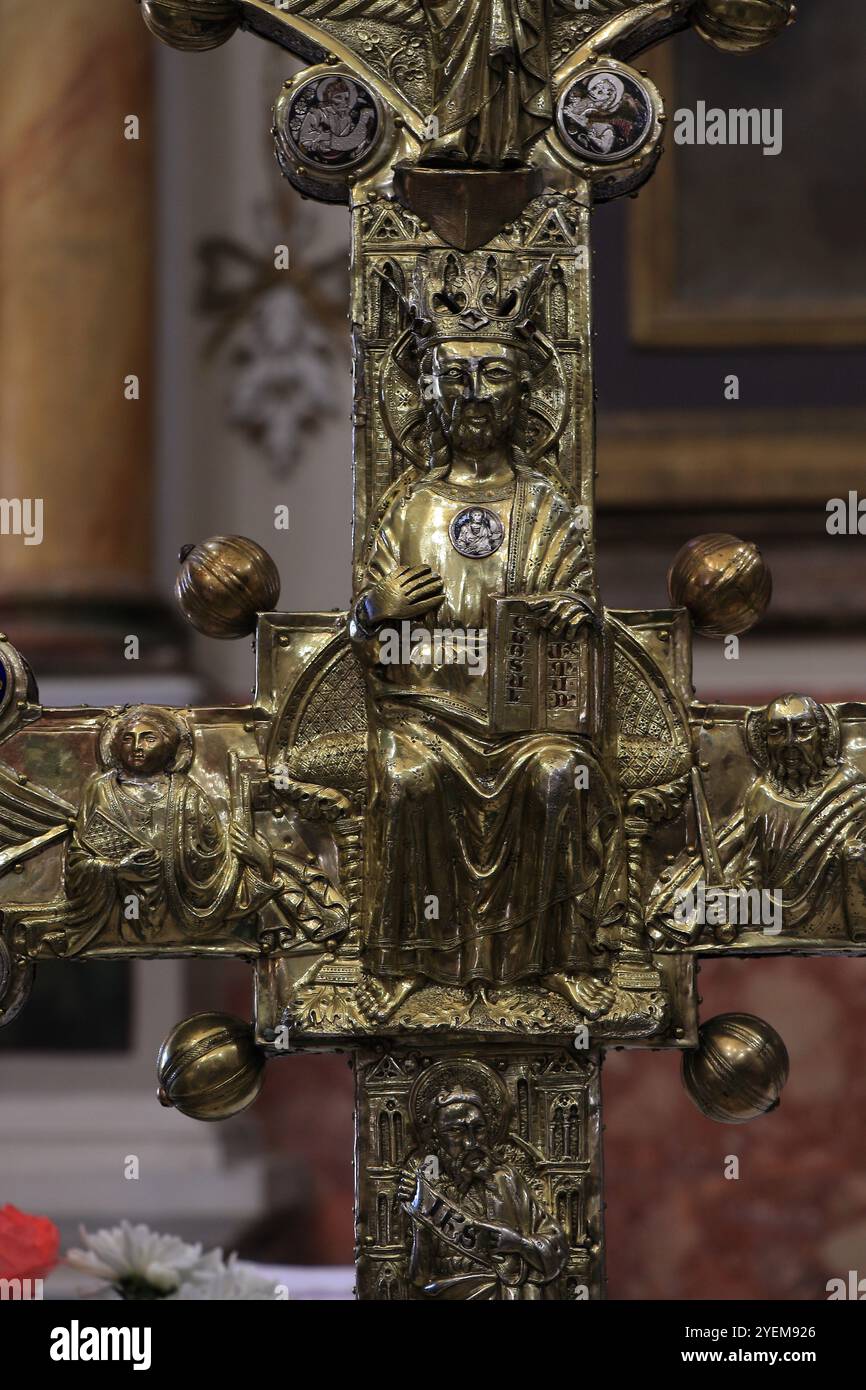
[398,1060,569,1299]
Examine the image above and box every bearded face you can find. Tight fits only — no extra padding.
[323,79,352,114]
[764,696,828,794]
[428,340,527,457]
[432,1098,493,1186]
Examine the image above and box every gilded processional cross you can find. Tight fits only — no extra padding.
[4,0,848,1300]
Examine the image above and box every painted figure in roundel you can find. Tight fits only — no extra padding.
[558,68,652,162]
[290,75,378,169]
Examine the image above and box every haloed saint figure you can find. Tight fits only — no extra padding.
[399,1071,568,1300]
[351,257,624,1020]
[292,74,377,168]
[733,694,866,939]
[19,705,348,956]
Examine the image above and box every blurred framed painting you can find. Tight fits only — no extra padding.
[631,6,866,347]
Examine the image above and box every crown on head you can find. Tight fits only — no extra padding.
[402,251,552,353]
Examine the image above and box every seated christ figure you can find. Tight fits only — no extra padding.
[350,255,624,1020]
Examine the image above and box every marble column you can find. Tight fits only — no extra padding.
[0,0,166,672]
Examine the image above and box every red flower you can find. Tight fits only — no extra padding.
[0,1204,60,1282]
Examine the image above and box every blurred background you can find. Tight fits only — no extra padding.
[1,0,865,1297]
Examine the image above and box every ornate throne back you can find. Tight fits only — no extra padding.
[268,632,368,930]
[266,610,693,944]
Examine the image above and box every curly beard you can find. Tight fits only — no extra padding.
[437,395,517,456]
[442,1147,494,1192]
[767,741,829,796]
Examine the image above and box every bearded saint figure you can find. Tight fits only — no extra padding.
[420,0,552,166]
[398,1066,569,1300]
[296,76,375,162]
[23,705,347,956]
[351,255,625,1019]
[731,694,866,940]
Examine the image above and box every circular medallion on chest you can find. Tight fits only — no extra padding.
[448,507,505,559]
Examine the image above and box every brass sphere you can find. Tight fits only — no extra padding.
[157,1012,266,1122]
[176,535,281,639]
[683,1012,789,1123]
[693,0,795,54]
[668,532,771,637]
[140,0,239,52]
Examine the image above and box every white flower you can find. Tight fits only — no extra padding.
[66,1221,213,1295]
[170,1254,285,1301]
